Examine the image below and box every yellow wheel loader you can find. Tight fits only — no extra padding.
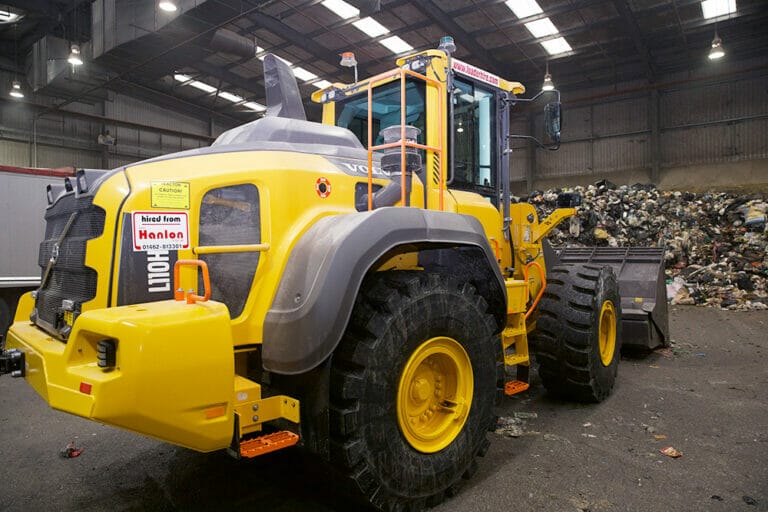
[0,38,668,510]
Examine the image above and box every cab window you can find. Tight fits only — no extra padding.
[335,79,426,147]
[451,79,497,200]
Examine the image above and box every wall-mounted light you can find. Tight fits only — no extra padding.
[708,32,725,60]
[158,1,178,12]
[68,44,83,66]
[9,80,24,99]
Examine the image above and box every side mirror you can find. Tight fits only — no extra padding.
[544,102,561,144]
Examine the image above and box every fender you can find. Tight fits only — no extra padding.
[262,207,506,375]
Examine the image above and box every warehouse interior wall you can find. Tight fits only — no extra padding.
[0,69,238,171]
[511,56,768,194]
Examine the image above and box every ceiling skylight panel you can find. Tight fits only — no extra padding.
[541,37,572,55]
[189,80,217,93]
[292,67,318,81]
[352,16,390,37]
[218,91,244,103]
[244,101,266,111]
[505,0,542,19]
[321,0,359,19]
[313,80,333,89]
[524,17,559,38]
[379,35,413,54]
[701,0,736,18]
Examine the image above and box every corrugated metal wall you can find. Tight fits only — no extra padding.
[0,70,224,171]
[514,60,768,188]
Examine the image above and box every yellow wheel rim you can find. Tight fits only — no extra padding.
[598,300,617,366]
[397,336,473,453]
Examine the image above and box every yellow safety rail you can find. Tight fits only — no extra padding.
[365,68,445,211]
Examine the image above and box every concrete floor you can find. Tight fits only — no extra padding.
[1,306,766,511]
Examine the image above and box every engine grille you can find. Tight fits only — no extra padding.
[35,193,105,339]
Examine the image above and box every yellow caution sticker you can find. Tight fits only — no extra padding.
[151,181,190,209]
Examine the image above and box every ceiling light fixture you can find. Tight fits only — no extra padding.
[158,1,178,12]
[68,44,83,66]
[9,79,24,99]
[708,31,725,59]
[9,24,23,99]
[542,61,554,91]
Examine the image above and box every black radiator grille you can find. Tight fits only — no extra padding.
[35,193,105,339]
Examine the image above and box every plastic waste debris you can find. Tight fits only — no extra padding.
[524,182,768,310]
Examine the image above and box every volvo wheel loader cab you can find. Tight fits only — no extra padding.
[0,39,667,511]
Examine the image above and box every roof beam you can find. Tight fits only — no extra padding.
[612,0,656,82]
[242,10,366,80]
[410,0,504,73]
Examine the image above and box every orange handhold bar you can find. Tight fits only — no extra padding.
[523,261,546,320]
[173,259,211,304]
[489,238,500,262]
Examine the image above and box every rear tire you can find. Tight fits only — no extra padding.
[530,264,622,402]
[329,271,499,511]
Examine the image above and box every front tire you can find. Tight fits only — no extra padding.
[530,264,622,402]
[329,271,499,511]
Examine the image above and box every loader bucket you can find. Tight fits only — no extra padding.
[554,246,670,351]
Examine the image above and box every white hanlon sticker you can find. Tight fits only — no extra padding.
[132,211,189,252]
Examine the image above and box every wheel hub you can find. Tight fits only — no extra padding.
[598,300,617,366]
[397,336,473,453]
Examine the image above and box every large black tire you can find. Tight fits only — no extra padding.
[329,271,500,511]
[530,264,622,403]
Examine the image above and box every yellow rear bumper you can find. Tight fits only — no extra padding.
[6,297,236,452]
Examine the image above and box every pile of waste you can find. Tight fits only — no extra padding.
[522,180,768,310]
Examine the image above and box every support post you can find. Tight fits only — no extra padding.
[527,113,536,193]
[650,89,660,184]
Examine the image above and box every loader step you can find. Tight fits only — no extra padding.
[504,380,530,396]
[240,431,299,458]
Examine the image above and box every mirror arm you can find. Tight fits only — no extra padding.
[507,134,560,151]
[509,89,560,105]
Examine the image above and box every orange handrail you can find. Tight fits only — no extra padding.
[364,67,445,211]
[173,259,211,304]
[523,261,546,320]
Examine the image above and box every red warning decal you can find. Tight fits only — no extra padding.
[316,177,332,198]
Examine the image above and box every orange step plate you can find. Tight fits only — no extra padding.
[504,380,530,396]
[240,431,299,458]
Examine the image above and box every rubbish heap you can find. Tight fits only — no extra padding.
[522,181,768,310]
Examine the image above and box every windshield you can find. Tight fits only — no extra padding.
[335,79,426,147]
